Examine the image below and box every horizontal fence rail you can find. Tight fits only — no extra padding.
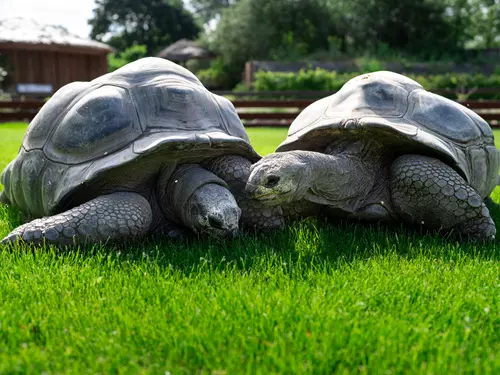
[1,92,500,127]
[213,87,500,98]
[0,99,44,122]
[233,98,500,128]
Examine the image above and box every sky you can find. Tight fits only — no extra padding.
[0,0,98,38]
[0,0,198,38]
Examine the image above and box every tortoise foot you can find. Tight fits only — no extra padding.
[1,192,152,247]
[390,154,495,242]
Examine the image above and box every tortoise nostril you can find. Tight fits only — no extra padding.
[265,175,280,188]
[208,215,224,230]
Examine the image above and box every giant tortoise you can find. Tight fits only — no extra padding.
[246,71,500,241]
[1,57,283,246]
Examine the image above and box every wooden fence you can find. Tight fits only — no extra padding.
[0,99,44,123]
[1,92,500,127]
[232,98,500,127]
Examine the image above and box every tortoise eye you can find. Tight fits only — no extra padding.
[265,175,280,188]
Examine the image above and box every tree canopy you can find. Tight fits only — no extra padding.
[88,0,500,87]
[461,0,500,48]
[89,0,500,59]
[88,0,201,55]
[189,0,240,23]
[208,0,337,65]
[329,0,463,58]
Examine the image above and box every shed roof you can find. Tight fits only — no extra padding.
[0,17,113,54]
[157,39,215,61]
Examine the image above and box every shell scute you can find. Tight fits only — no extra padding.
[408,91,481,143]
[44,85,142,164]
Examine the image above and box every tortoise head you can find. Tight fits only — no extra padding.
[162,164,241,239]
[246,151,311,205]
[187,184,241,238]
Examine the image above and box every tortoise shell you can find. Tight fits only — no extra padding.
[2,57,258,217]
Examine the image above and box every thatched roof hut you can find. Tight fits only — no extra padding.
[0,18,113,95]
[157,39,215,62]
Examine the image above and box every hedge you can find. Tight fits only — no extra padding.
[251,69,500,99]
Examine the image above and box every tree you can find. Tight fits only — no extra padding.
[210,0,467,70]
[203,0,339,88]
[209,0,336,67]
[189,0,241,23]
[435,0,500,53]
[464,0,500,48]
[327,0,462,59]
[89,0,201,55]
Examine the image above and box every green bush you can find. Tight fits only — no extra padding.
[108,45,148,72]
[253,69,358,92]
[197,59,242,89]
[252,69,500,99]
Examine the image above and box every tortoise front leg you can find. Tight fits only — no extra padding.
[281,200,322,219]
[390,154,496,242]
[204,155,285,231]
[1,192,152,246]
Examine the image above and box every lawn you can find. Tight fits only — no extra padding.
[0,122,499,374]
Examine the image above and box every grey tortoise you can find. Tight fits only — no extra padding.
[246,71,500,242]
[0,57,283,246]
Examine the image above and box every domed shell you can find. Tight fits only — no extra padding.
[277,71,500,198]
[1,57,257,217]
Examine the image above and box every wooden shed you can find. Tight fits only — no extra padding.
[0,18,113,96]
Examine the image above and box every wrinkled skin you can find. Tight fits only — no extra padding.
[185,183,240,238]
[246,152,312,205]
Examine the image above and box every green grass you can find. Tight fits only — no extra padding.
[0,123,499,374]
[247,127,288,155]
